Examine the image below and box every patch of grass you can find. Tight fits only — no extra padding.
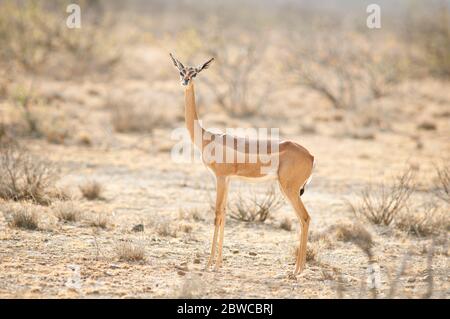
[156,221,178,238]
[0,144,58,205]
[110,98,167,134]
[79,181,103,200]
[434,165,449,202]
[279,217,292,231]
[178,223,193,234]
[349,168,415,226]
[396,204,448,237]
[115,241,146,262]
[89,213,110,229]
[179,207,205,222]
[293,242,319,262]
[53,201,81,223]
[7,205,39,230]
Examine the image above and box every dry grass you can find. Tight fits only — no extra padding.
[396,204,448,237]
[0,1,120,77]
[331,223,374,258]
[156,220,178,238]
[228,186,284,222]
[0,144,58,205]
[293,242,319,262]
[110,98,167,134]
[434,165,449,202]
[7,205,40,230]
[79,181,103,201]
[279,217,292,231]
[115,241,146,262]
[88,213,110,229]
[53,201,82,223]
[349,169,415,226]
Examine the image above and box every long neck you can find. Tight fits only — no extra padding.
[184,81,205,149]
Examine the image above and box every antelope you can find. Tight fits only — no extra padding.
[170,53,315,275]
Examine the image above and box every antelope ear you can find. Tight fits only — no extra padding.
[197,57,214,72]
[169,53,184,70]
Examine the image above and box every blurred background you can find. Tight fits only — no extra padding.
[0,0,449,145]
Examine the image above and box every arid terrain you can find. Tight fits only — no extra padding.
[0,0,449,298]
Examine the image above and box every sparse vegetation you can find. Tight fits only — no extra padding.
[434,165,449,202]
[349,169,415,226]
[279,217,292,231]
[7,205,40,230]
[0,144,58,205]
[156,220,178,238]
[0,0,120,77]
[115,241,146,262]
[228,186,284,222]
[88,212,110,229]
[331,223,374,258]
[396,204,448,237]
[53,201,82,223]
[110,98,167,134]
[79,181,103,201]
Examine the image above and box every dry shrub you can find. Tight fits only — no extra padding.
[79,181,103,200]
[0,1,120,78]
[396,204,448,237]
[434,165,449,202]
[179,208,205,222]
[178,223,193,234]
[53,201,81,223]
[279,217,292,231]
[115,241,146,262]
[403,2,450,78]
[228,186,284,222]
[178,24,272,117]
[89,213,110,229]
[0,144,58,205]
[293,242,319,262]
[11,87,40,136]
[110,97,168,134]
[350,169,415,226]
[6,205,40,230]
[156,220,178,238]
[286,31,404,111]
[331,223,374,258]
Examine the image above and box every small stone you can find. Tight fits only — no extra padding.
[193,258,201,264]
[177,270,186,276]
[249,252,257,256]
